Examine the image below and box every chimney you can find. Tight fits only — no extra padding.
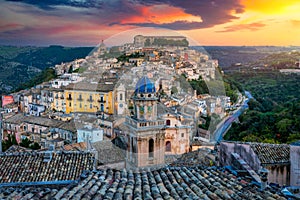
[259,167,269,191]
[43,144,54,162]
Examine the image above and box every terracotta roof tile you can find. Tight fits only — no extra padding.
[250,143,290,165]
[0,151,95,184]
[0,166,287,199]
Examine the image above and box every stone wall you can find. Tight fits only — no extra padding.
[290,144,300,186]
[219,142,261,171]
[266,165,290,186]
[219,142,291,186]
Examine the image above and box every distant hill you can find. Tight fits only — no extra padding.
[197,46,300,69]
[0,45,93,94]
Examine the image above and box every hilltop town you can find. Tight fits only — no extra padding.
[0,35,299,199]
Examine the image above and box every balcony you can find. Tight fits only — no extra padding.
[77,98,83,101]
[125,117,165,129]
[87,99,94,102]
[98,99,106,103]
[67,97,72,100]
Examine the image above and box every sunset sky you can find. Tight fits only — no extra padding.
[0,0,300,46]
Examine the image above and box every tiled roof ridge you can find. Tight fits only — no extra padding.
[0,150,94,157]
[223,140,289,146]
[249,143,290,165]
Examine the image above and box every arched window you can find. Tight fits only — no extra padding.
[166,119,171,126]
[166,141,171,152]
[149,139,154,158]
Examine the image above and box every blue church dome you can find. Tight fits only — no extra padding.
[135,76,156,93]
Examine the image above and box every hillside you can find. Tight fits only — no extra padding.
[224,70,300,144]
[0,45,93,94]
[200,46,300,69]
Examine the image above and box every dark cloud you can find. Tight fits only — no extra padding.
[217,22,266,32]
[6,0,103,9]
[5,0,245,30]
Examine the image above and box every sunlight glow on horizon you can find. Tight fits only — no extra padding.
[0,0,300,46]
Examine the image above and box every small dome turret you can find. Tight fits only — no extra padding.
[134,76,156,94]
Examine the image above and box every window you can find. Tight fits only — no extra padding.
[68,94,72,99]
[83,132,85,138]
[120,93,123,101]
[90,104,92,109]
[100,104,104,111]
[69,102,72,107]
[166,119,171,126]
[100,96,104,102]
[80,103,82,108]
[23,125,27,131]
[89,95,93,101]
[166,141,171,152]
[32,127,34,133]
[181,133,184,138]
[149,139,154,158]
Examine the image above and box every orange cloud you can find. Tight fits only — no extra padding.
[119,4,202,25]
[217,22,266,32]
[290,20,300,27]
[0,23,23,31]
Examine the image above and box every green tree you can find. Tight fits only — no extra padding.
[30,142,41,150]
[171,86,178,95]
[2,133,18,152]
[19,137,32,148]
[68,65,73,73]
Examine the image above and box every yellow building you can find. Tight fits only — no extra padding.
[51,88,66,112]
[64,79,116,114]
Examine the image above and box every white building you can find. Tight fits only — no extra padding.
[50,73,83,88]
[77,126,104,143]
[28,103,45,116]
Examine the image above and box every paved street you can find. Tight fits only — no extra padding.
[212,91,253,142]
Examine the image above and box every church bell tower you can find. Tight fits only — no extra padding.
[125,76,166,169]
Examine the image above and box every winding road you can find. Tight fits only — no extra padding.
[213,91,254,142]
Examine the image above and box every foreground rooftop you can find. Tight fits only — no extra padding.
[0,151,95,186]
[0,165,286,200]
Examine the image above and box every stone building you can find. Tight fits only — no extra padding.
[219,141,290,186]
[290,141,300,186]
[163,112,191,155]
[125,76,166,169]
[133,35,188,48]
[114,83,126,116]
